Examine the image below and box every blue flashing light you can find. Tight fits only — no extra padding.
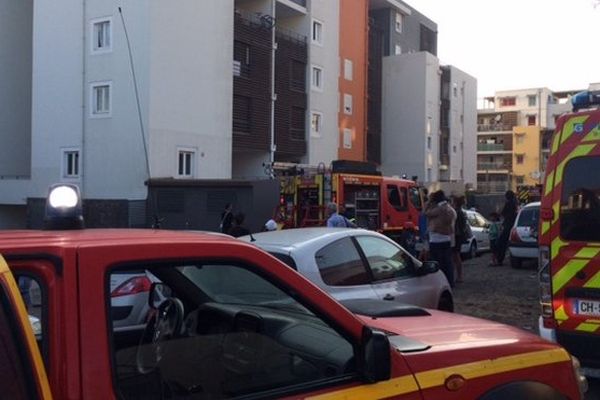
[572,91,600,112]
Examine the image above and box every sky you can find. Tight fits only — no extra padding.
[412,0,600,98]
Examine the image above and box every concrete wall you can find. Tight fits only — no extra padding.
[149,0,233,181]
[381,52,440,184]
[0,0,32,177]
[306,0,339,166]
[447,66,477,188]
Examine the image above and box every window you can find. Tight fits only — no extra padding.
[387,185,407,211]
[516,135,525,144]
[233,95,251,133]
[427,136,432,150]
[233,41,250,77]
[290,107,305,140]
[516,176,525,185]
[311,19,323,45]
[315,237,370,286]
[355,236,413,281]
[311,112,322,137]
[290,60,306,92]
[499,97,516,107]
[62,149,80,178]
[343,59,353,81]
[453,83,458,97]
[343,128,352,149]
[395,12,403,32]
[453,145,457,153]
[527,115,537,126]
[177,149,195,178]
[409,187,422,210]
[343,94,353,115]
[560,156,600,241]
[109,262,356,399]
[311,66,323,91]
[516,154,524,164]
[91,82,111,116]
[91,18,111,53]
[528,95,537,107]
[394,44,402,55]
[12,272,46,364]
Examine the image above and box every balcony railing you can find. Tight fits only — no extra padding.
[287,0,306,6]
[477,162,510,170]
[477,181,511,194]
[477,143,510,152]
[477,124,514,132]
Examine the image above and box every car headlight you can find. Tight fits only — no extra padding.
[571,356,588,397]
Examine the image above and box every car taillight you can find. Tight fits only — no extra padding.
[509,227,520,243]
[111,276,152,298]
[538,246,555,324]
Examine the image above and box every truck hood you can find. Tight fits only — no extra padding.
[357,309,560,372]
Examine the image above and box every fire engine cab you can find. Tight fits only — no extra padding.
[0,184,588,399]
[275,160,422,240]
[539,90,600,378]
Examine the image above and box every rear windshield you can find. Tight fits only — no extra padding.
[560,156,600,241]
[517,207,539,229]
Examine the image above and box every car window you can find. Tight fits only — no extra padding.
[0,281,39,400]
[355,236,413,281]
[517,207,539,228]
[110,270,159,330]
[560,156,600,241]
[109,262,356,400]
[387,185,405,210]
[409,186,422,210]
[12,273,45,366]
[268,252,297,270]
[475,213,488,227]
[315,237,370,286]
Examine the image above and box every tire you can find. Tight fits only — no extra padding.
[510,255,522,269]
[437,292,454,312]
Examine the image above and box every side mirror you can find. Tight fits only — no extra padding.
[416,261,439,276]
[359,327,391,383]
[148,282,172,309]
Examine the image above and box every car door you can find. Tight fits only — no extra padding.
[471,212,491,251]
[354,235,439,308]
[0,256,53,400]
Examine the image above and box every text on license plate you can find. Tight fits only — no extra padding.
[574,299,600,316]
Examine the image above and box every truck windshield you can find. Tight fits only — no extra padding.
[560,156,600,241]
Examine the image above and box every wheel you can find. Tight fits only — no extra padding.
[510,255,522,269]
[437,292,454,312]
[469,241,478,259]
[136,297,184,374]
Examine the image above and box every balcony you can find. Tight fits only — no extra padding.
[477,181,511,194]
[276,0,307,17]
[477,162,511,171]
[477,124,514,132]
[477,143,511,152]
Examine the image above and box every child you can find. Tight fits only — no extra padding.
[488,212,501,266]
[399,221,418,258]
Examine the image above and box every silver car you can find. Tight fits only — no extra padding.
[508,201,540,268]
[461,209,492,257]
[241,228,453,311]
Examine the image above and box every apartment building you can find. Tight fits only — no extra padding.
[369,0,477,190]
[477,88,574,193]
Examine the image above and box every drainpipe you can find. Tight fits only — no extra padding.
[269,0,277,165]
[80,0,87,197]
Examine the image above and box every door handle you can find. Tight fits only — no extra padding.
[383,294,395,301]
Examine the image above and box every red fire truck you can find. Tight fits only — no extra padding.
[275,161,423,240]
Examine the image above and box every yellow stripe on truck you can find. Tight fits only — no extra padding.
[575,247,600,259]
[576,322,600,333]
[553,259,590,294]
[584,271,600,289]
[307,349,570,399]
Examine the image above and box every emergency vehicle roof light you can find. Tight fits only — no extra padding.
[44,184,84,230]
[571,90,600,111]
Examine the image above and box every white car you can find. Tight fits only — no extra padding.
[460,209,491,258]
[508,201,540,268]
[240,227,454,311]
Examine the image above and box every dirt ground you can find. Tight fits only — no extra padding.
[453,252,541,333]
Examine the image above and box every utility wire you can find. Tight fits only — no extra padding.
[118,7,161,228]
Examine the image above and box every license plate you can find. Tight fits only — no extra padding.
[573,299,600,317]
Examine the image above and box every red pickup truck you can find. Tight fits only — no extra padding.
[0,185,588,399]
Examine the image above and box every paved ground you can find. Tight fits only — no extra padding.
[453,252,599,399]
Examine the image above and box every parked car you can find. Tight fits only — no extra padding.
[509,201,540,268]
[460,209,491,257]
[240,227,454,311]
[110,270,160,329]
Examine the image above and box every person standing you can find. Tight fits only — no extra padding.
[425,190,457,286]
[496,190,518,265]
[488,212,502,266]
[219,203,233,234]
[452,196,471,283]
[228,212,251,238]
[326,202,356,228]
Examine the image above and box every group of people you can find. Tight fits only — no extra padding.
[219,203,278,237]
